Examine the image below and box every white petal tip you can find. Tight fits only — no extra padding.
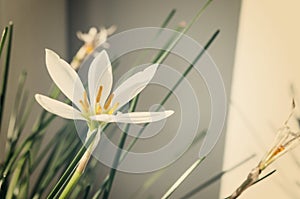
[34,94,50,108]
[165,110,175,117]
[143,63,159,78]
[45,48,54,55]
[45,49,59,60]
[149,63,159,71]
[99,50,109,58]
[34,94,42,103]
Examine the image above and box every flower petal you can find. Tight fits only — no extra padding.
[90,110,174,124]
[77,27,97,44]
[112,64,159,110]
[106,25,117,35]
[35,94,86,120]
[45,49,85,110]
[88,50,113,109]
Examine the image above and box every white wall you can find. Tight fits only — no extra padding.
[221,0,300,198]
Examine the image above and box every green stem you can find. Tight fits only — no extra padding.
[59,171,81,199]
[46,130,97,199]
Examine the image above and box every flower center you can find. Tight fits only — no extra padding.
[95,85,119,115]
[79,86,119,116]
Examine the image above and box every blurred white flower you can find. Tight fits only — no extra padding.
[35,49,174,130]
[71,26,117,70]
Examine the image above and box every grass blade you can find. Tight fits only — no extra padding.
[103,2,214,196]
[155,0,213,64]
[96,28,218,198]
[161,157,206,199]
[123,30,220,161]
[6,71,27,154]
[0,26,8,60]
[181,154,256,198]
[0,22,13,132]
[132,130,207,198]
[160,9,176,29]
[46,130,97,199]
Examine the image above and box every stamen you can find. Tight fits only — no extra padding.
[108,102,119,115]
[80,100,89,113]
[83,91,89,109]
[96,86,103,103]
[96,104,102,114]
[104,94,114,110]
[79,91,90,113]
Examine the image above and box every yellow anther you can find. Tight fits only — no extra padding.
[96,86,103,103]
[83,91,89,108]
[108,102,119,115]
[96,104,102,114]
[104,94,114,110]
[79,91,90,113]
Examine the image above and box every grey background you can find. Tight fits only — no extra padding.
[0,0,241,198]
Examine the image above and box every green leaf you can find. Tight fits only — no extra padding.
[46,130,97,199]
[6,71,27,156]
[0,22,13,132]
[0,26,8,60]
[6,152,29,199]
[132,130,206,198]
[161,157,206,199]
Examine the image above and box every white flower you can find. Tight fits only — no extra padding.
[35,49,174,129]
[77,26,116,49]
[71,26,116,70]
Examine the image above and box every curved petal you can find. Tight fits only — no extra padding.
[112,64,159,110]
[90,110,174,124]
[35,94,86,120]
[88,50,113,109]
[95,28,108,46]
[106,25,117,35]
[77,27,97,44]
[45,49,85,111]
